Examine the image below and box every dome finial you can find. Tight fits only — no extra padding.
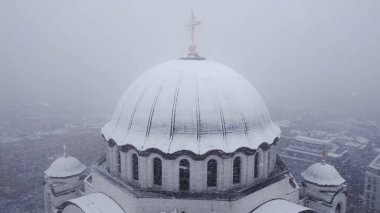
[63,144,67,158]
[180,10,205,60]
[321,144,327,165]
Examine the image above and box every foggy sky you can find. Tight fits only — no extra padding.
[1,0,379,120]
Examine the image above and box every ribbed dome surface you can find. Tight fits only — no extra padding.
[45,156,86,178]
[102,59,280,154]
[301,163,345,186]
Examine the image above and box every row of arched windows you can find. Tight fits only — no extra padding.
[116,152,265,190]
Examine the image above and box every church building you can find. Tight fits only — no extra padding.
[43,13,347,213]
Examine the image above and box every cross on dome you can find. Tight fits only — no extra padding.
[182,10,205,60]
[63,144,67,158]
[321,144,327,165]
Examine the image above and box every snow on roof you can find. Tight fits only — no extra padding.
[369,154,380,170]
[294,135,331,144]
[355,136,370,144]
[63,193,125,213]
[301,163,345,186]
[252,199,313,213]
[45,156,86,178]
[102,59,280,154]
[275,120,291,128]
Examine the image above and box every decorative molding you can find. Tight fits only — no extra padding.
[104,136,280,160]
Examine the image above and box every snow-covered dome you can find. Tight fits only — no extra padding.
[45,156,86,178]
[102,59,280,154]
[301,163,345,186]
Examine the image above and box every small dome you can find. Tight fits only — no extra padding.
[301,163,345,186]
[102,59,280,154]
[61,193,125,213]
[45,156,86,178]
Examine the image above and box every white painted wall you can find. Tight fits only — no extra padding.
[86,171,299,213]
[107,144,277,193]
[44,175,84,213]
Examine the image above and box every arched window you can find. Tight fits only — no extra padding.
[267,149,271,173]
[233,157,241,184]
[335,203,341,213]
[207,159,217,187]
[254,153,260,178]
[132,154,139,180]
[179,159,190,191]
[153,158,162,186]
[117,148,121,174]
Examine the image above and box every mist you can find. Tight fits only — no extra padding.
[1,1,380,212]
[1,0,380,122]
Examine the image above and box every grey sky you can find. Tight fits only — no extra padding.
[1,0,379,119]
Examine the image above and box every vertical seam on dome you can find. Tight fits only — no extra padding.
[195,79,201,144]
[115,83,141,128]
[127,86,149,132]
[169,72,183,141]
[145,84,163,138]
[240,112,249,135]
[218,99,227,139]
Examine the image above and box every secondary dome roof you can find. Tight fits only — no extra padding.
[45,156,86,178]
[301,163,345,186]
[102,59,280,154]
[61,193,125,213]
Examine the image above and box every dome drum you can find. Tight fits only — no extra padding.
[105,140,278,193]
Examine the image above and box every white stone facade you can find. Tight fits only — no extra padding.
[105,143,277,192]
[301,182,347,213]
[44,172,86,213]
[80,144,301,213]
[363,154,380,211]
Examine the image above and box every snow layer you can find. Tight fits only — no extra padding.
[65,193,125,213]
[253,199,311,213]
[102,59,280,154]
[369,154,380,170]
[45,156,86,178]
[301,163,345,186]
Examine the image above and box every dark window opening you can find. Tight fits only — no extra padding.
[233,157,241,184]
[335,203,341,213]
[117,149,121,174]
[254,153,260,178]
[153,158,162,186]
[289,178,297,188]
[207,159,217,187]
[179,159,190,191]
[132,154,139,180]
[268,150,271,171]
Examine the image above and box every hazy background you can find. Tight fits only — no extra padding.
[0,1,379,212]
[1,0,380,124]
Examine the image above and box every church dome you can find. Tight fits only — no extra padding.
[301,163,345,186]
[45,156,86,178]
[102,59,280,154]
